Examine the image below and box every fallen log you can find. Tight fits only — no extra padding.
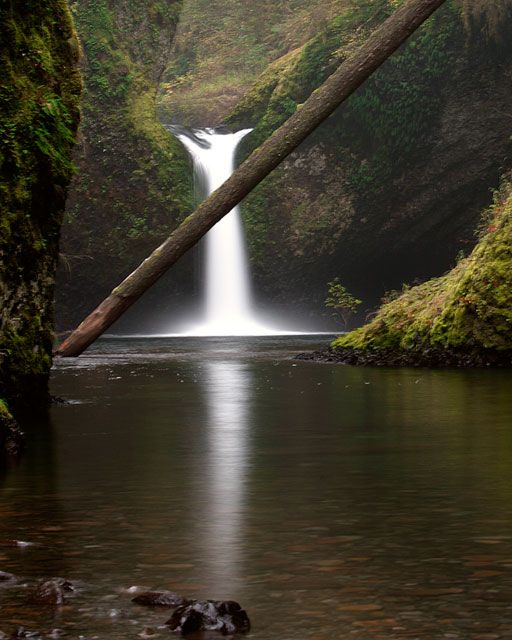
[56,0,447,357]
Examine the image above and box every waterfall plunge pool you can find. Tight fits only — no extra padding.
[1,335,512,638]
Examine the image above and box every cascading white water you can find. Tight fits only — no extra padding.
[173,127,275,336]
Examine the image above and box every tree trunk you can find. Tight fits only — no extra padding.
[56,0,447,357]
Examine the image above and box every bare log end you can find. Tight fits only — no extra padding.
[54,294,136,357]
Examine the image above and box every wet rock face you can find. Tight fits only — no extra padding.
[28,579,74,606]
[166,600,250,635]
[0,404,24,458]
[0,1,81,419]
[4,424,24,458]
[132,591,190,608]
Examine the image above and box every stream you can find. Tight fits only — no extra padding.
[1,335,512,639]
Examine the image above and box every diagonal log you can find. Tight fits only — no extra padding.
[56,0,447,357]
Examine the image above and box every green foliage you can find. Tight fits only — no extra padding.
[0,399,13,444]
[380,285,407,305]
[239,178,277,266]
[226,49,300,130]
[334,179,512,352]
[230,0,389,146]
[159,0,351,124]
[0,9,80,189]
[224,0,512,299]
[325,277,362,328]
[236,0,461,187]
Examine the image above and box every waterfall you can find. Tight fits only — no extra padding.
[171,127,274,336]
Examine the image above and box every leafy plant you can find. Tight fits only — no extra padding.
[325,278,362,328]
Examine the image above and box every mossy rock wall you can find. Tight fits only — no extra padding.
[56,0,194,330]
[226,0,512,319]
[0,1,81,420]
[334,178,512,355]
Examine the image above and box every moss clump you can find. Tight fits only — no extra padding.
[57,0,194,329]
[333,179,512,358]
[0,400,13,450]
[0,399,23,456]
[0,1,82,413]
[226,48,301,130]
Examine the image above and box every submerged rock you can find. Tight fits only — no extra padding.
[166,600,250,635]
[29,579,74,606]
[8,629,41,639]
[0,571,16,584]
[132,591,190,608]
[9,540,34,548]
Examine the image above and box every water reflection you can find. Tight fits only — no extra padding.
[202,360,251,592]
[1,337,512,639]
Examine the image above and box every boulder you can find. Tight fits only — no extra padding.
[166,600,250,635]
[28,579,74,606]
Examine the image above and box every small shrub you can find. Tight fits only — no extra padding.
[325,278,362,329]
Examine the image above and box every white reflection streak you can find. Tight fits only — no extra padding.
[203,360,251,592]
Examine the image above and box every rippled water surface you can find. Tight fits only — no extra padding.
[1,336,512,639]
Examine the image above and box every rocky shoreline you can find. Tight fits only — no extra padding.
[295,346,512,369]
[0,578,250,638]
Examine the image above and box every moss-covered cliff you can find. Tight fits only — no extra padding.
[56,0,193,330]
[225,0,512,320]
[0,1,81,443]
[330,177,512,365]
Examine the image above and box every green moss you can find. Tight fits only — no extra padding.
[219,0,512,311]
[225,0,463,263]
[0,400,11,419]
[0,399,13,448]
[159,0,353,125]
[334,180,512,353]
[238,178,277,266]
[226,48,301,129]
[0,397,24,455]
[0,1,82,411]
